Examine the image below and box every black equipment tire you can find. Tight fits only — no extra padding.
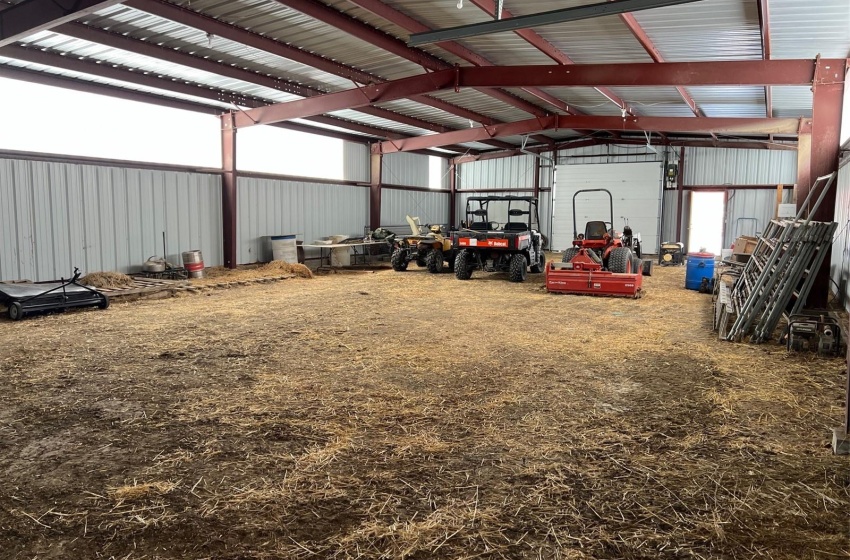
[631,255,642,275]
[642,259,652,277]
[426,249,444,273]
[608,247,633,274]
[561,248,580,263]
[416,257,427,267]
[454,250,473,280]
[98,295,110,310]
[508,253,527,282]
[633,240,642,259]
[8,301,23,321]
[530,252,545,273]
[391,248,408,271]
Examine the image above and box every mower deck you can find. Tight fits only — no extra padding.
[545,262,643,298]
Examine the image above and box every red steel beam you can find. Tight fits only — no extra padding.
[123,0,505,128]
[370,151,382,231]
[267,0,557,119]
[616,10,705,118]
[377,115,799,154]
[0,0,121,48]
[757,0,773,117]
[231,60,824,129]
[676,147,685,241]
[54,23,513,149]
[345,0,572,115]
[468,0,633,115]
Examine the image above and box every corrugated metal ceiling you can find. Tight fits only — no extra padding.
[0,0,846,152]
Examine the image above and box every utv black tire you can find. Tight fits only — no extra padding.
[454,250,473,280]
[561,248,580,263]
[391,249,408,271]
[508,253,527,282]
[608,247,633,274]
[530,252,545,273]
[426,249,444,273]
[8,301,23,321]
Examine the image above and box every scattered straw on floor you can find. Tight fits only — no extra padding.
[0,264,846,559]
[80,271,134,289]
[191,261,313,286]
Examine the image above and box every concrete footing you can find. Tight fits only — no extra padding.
[832,427,850,455]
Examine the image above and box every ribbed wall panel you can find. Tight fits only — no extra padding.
[0,158,221,282]
[557,144,667,165]
[380,188,449,230]
[343,142,370,183]
[724,188,793,249]
[459,154,536,190]
[237,177,368,263]
[831,161,850,310]
[382,152,429,188]
[684,147,797,185]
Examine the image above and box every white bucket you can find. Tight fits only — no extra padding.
[271,235,298,263]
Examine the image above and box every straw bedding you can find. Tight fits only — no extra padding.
[0,263,846,559]
[80,271,135,289]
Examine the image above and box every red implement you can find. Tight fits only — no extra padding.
[545,251,643,298]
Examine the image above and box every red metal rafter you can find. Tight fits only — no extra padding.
[229,60,830,128]
[54,23,513,150]
[271,0,560,119]
[757,0,773,118]
[123,0,509,131]
[0,0,121,47]
[345,0,573,115]
[617,11,705,118]
[376,115,800,154]
[467,0,633,115]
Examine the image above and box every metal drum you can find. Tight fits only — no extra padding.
[182,250,205,278]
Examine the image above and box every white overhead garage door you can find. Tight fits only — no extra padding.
[551,162,663,253]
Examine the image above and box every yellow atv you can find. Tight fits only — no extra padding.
[391,217,456,273]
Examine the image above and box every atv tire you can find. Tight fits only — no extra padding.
[391,248,408,271]
[454,250,473,280]
[426,249,444,273]
[608,247,633,274]
[416,256,427,268]
[530,252,545,273]
[561,248,580,263]
[508,253,527,282]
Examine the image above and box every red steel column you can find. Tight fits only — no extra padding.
[449,160,457,229]
[221,113,238,269]
[798,59,846,307]
[675,147,685,241]
[370,150,382,231]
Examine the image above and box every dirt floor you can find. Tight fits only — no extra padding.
[0,261,848,560]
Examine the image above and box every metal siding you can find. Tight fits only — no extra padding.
[236,177,368,263]
[0,158,222,282]
[831,162,850,310]
[557,144,667,165]
[661,188,682,243]
[380,188,449,230]
[382,152,429,188]
[684,147,797,185]
[459,154,536,190]
[724,188,792,249]
[343,141,369,182]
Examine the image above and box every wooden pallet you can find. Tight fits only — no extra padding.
[99,276,188,298]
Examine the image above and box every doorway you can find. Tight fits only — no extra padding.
[688,191,725,255]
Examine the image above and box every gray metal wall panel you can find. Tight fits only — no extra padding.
[724,188,793,249]
[382,152,429,188]
[237,177,368,263]
[831,163,850,309]
[459,154,536,190]
[684,147,797,185]
[557,144,666,165]
[380,188,449,230]
[343,141,370,182]
[0,158,222,282]
[660,189,691,248]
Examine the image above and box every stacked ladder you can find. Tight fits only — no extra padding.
[725,173,838,343]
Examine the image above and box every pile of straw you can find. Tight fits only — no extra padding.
[80,271,134,289]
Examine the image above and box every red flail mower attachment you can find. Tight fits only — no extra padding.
[545,248,644,299]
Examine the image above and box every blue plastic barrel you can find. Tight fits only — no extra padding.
[685,252,715,290]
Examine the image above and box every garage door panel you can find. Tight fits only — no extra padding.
[552,162,662,253]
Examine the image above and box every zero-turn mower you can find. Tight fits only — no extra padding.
[546,189,650,298]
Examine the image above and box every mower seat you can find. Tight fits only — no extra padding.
[503,222,528,232]
[469,221,490,231]
[584,221,608,240]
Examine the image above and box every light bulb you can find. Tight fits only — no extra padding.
[457,0,463,8]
